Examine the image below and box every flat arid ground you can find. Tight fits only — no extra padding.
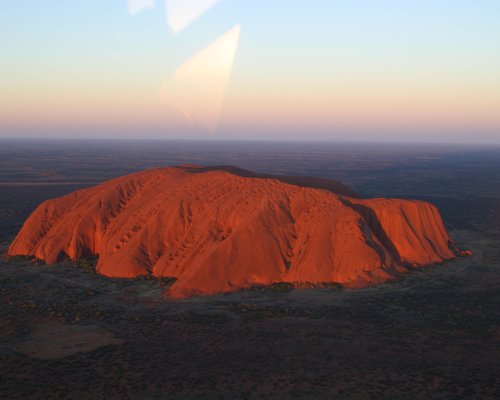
[1,140,499,399]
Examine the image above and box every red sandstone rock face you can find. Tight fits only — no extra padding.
[9,166,459,298]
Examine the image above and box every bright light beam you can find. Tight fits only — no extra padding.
[165,0,220,34]
[163,25,241,132]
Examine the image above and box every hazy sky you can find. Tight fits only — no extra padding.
[1,0,499,143]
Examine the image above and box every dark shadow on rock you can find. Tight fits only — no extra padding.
[179,165,359,198]
[340,197,403,266]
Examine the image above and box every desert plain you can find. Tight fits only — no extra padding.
[0,140,499,399]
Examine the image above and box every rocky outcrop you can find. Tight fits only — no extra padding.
[9,165,460,298]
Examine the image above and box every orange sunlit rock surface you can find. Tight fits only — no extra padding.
[9,166,460,298]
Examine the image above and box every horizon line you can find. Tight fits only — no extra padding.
[0,136,500,147]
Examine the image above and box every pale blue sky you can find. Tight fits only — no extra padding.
[1,1,499,142]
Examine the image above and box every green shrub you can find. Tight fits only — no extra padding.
[74,255,99,273]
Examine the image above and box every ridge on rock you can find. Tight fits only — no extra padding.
[8,165,461,298]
